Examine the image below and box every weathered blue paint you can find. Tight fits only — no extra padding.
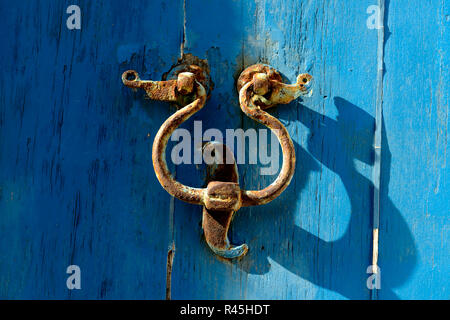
[0,0,448,300]
[378,0,449,299]
[0,0,184,299]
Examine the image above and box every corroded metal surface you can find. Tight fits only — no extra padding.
[122,63,311,259]
[237,64,313,206]
[122,64,247,258]
[163,53,213,99]
[237,63,312,109]
[122,68,207,204]
[151,79,207,204]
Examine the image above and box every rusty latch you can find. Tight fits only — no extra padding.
[122,63,312,259]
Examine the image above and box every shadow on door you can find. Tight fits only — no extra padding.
[233,97,416,299]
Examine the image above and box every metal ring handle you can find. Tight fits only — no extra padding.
[122,69,208,205]
[237,64,312,207]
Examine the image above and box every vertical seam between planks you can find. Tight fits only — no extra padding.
[371,0,386,300]
[180,0,186,58]
[166,179,176,300]
[166,0,186,300]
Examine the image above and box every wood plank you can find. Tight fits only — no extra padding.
[1,0,444,301]
[378,0,449,299]
[171,0,379,299]
[0,0,183,299]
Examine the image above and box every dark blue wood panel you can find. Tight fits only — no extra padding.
[0,0,183,299]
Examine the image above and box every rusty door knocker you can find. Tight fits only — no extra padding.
[122,63,312,259]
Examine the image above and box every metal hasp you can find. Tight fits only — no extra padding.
[122,62,312,259]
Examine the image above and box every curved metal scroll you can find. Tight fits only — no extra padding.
[151,81,206,205]
[237,64,312,207]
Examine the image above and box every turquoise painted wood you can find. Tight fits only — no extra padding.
[378,0,449,299]
[0,0,448,299]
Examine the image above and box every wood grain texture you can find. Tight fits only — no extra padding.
[0,0,183,299]
[378,0,449,299]
[0,0,448,300]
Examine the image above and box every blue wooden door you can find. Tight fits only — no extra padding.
[0,0,448,300]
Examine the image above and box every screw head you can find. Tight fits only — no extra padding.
[252,73,270,96]
[236,64,282,94]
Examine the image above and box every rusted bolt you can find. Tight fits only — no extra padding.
[252,73,270,96]
[176,72,195,95]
